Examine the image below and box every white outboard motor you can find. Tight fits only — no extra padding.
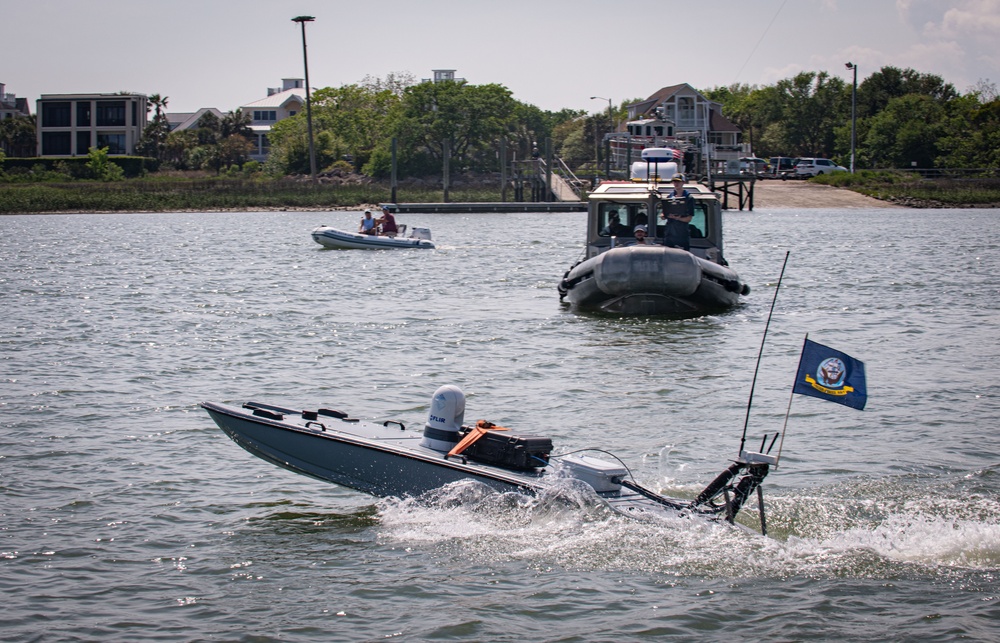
[420,385,466,451]
[409,227,433,241]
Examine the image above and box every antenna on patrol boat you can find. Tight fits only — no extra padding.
[738,251,790,457]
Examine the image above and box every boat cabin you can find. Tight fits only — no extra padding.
[586,178,727,265]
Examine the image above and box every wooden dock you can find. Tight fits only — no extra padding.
[382,202,587,214]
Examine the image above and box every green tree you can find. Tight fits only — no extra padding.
[85,146,125,181]
[857,66,957,119]
[771,72,847,158]
[220,109,252,139]
[936,94,1000,168]
[0,114,37,158]
[163,130,198,169]
[311,82,404,172]
[136,93,171,161]
[387,80,517,176]
[195,112,221,145]
[862,94,945,168]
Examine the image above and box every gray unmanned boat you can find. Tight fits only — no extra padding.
[203,384,779,531]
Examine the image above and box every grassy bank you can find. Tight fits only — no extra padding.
[813,170,1000,207]
[0,177,504,214]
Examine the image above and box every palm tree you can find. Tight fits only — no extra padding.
[221,109,252,139]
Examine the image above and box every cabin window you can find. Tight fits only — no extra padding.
[597,203,648,238]
[654,126,663,136]
[654,200,709,240]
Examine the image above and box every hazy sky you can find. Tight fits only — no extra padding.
[3,0,998,115]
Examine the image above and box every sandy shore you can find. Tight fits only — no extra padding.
[746,179,903,209]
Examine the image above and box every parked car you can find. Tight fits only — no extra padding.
[793,158,847,177]
[739,156,770,176]
[769,156,798,178]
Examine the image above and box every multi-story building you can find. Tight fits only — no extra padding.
[35,92,147,157]
[241,78,306,162]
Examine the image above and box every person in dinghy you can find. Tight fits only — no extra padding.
[359,210,377,235]
[376,206,399,237]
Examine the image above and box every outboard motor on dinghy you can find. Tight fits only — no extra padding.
[410,227,432,241]
[421,385,465,451]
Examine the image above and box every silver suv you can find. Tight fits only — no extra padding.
[794,158,847,177]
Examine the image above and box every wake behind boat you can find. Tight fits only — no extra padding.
[203,384,778,531]
[558,148,749,316]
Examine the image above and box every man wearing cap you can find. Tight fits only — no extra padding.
[376,206,398,237]
[632,225,649,245]
[661,175,694,251]
[359,209,376,235]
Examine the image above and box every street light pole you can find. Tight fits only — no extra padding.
[845,62,857,174]
[591,96,613,177]
[293,15,318,185]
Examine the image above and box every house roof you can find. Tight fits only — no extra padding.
[627,83,723,117]
[710,109,740,132]
[242,88,306,109]
[166,107,226,131]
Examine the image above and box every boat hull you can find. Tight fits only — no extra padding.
[560,246,748,316]
[203,402,541,498]
[311,226,435,250]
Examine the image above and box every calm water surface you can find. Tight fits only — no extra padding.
[1,206,999,642]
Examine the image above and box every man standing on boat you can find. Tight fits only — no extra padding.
[376,206,399,237]
[661,175,694,251]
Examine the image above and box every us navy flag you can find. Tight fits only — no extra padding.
[792,339,867,410]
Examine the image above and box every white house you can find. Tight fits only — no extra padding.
[241,78,307,162]
[1,83,31,121]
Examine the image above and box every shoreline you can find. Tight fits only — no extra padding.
[4,183,997,215]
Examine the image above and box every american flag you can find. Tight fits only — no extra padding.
[670,148,683,159]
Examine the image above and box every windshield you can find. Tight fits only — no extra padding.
[597,203,649,238]
[655,200,708,239]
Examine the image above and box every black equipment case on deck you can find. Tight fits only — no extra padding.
[462,431,552,471]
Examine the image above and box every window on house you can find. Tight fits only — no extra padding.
[41,102,72,128]
[76,102,91,127]
[678,97,694,123]
[253,110,277,122]
[42,131,72,155]
[96,101,126,127]
[76,131,91,155]
[708,133,723,145]
[289,111,297,116]
[96,133,126,154]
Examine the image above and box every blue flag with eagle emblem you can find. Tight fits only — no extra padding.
[792,339,867,410]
